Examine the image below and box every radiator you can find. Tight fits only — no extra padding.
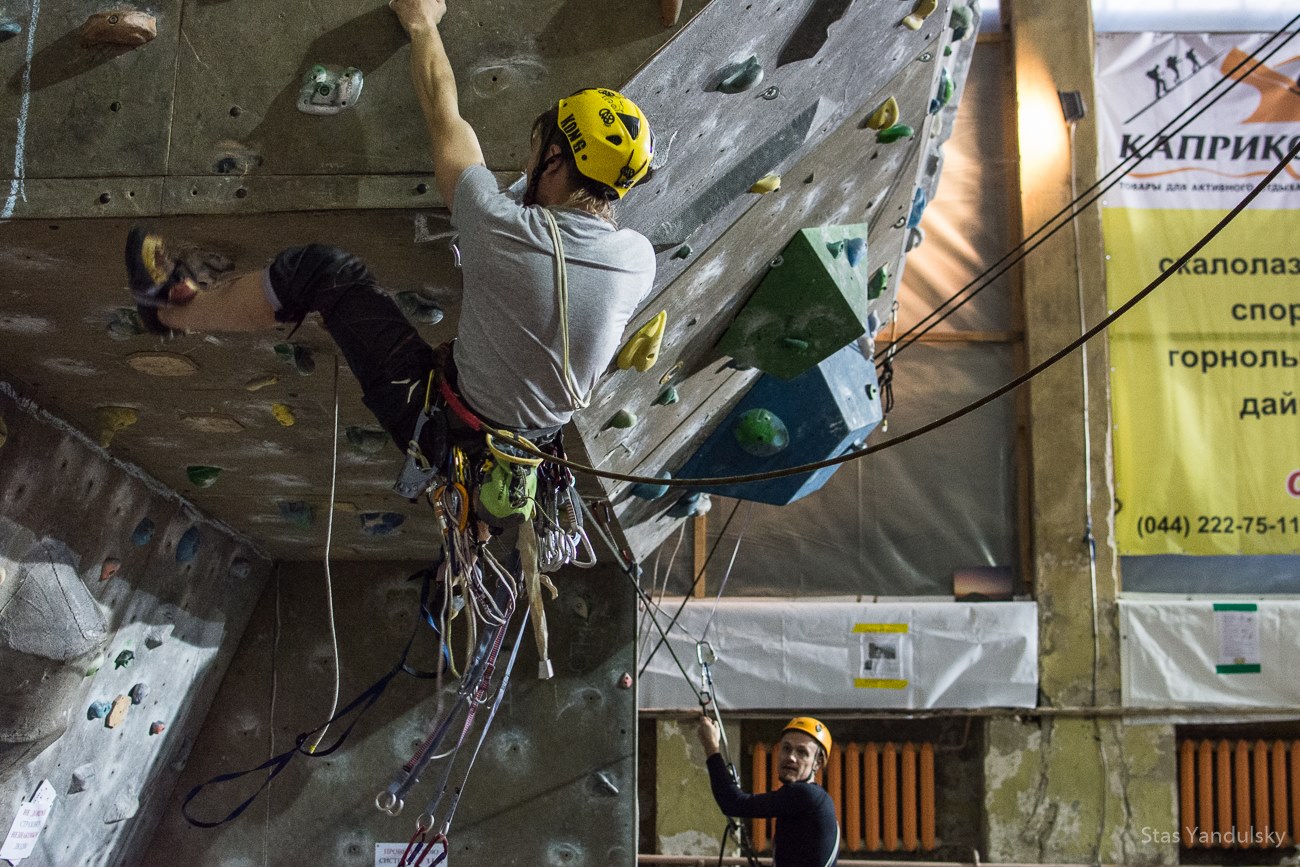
[1179,739,1300,849]
[750,741,937,853]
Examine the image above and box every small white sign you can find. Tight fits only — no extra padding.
[376,840,447,866]
[1214,604,1261,673]
[1,781,56,864]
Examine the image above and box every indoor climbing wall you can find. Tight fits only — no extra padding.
[0,383,271,866]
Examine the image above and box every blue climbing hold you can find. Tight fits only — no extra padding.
[0,20,22,42]
[629,471,672,501]
[360,512,406,536]
[907,188,928,229]
[87,701,112,721]
[845,237,866,268]
[666,492,711,519]
[131,518,155,547]
[279,500,315,528]
[176,526,200,563]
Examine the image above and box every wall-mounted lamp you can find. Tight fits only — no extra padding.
[1058,90,1087,123]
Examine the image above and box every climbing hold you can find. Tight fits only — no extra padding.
[672,245,692,260]
[87,701,112,721]
[279,500,315,528]
[359,512,406,536]
[734,408,790,456]
[186,465,223,489]
[930,68,954,114]
[244,373,279,392]
[867,312,881,335]
[907,188,928,229]
[717,55,763,94]
[845,237,867,268]
[902,0,938,29]
[271,403,296,427]
[654,385,679,406]
[907,227,925,252]
[128,683,148,705]
[864,97,900,131]
[825,240,845,258]
[346,426,389,456]
[629,471,672,501]
[131,518,155,546]
[950,3,975,40]
[605,409,637,430]
[114,650,134,670]
[107,308,145,340]
[80,9,157,48]
[96,406,139,448]
[659,361,684,386]
[273,342,315,376]
[229,559,252,580]
[149,721,166,736]
[69,764,96,794]
[144,629,166,650]
[297,64,365,116]
[127,352,199,377]
[84,653,106,677]
[661,0,682,27]
[782,337,810,352]
[750,174,781,194]
[616,311,667,372]
[106,695,131,729]
[0,415,6,449]
[877,123,915,144]
[181,413,244,434]
[0,20,21,42]
[99,558,121,582]
[396,291,445,325]
[176,526,200,563]
[618,672,633,689]
[869,266,890,300]
[666,491,712,519]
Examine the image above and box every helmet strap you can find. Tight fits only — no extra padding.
[524,153,565,207]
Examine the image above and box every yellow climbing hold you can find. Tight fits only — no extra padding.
[127,352,199,377]
[865,97,900,130]
[271,403,296,427]
[750,174,781,194]
[616,310,667,372]
[902,0,937,29]
[97,406,139,448]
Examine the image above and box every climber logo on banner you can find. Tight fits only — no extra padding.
[1098,33,1300,557]
[1097,32,1300,211]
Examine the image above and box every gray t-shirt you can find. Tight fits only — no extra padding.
[450,165,655,430]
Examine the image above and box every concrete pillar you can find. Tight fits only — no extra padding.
[654,718,742,856]
[985,0,1178,862]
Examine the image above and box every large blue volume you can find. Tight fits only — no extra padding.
[676,345,883,505]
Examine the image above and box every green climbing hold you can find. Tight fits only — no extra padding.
[654,386,680,406]
[950,3,975,40]
[718,55,763,94]
[734,408,789,457]
[877,124,915,144]
[826,240,845,258]
[346,426,389,456]
[672,245,692,260]
[869,266,890,300]
[114,650,135,670]
[186,465,223,488]
[782,338,810,352]
[274,343,315,376]
[606,409,637,430]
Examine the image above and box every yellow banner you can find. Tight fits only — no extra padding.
[1106,207,1300,555]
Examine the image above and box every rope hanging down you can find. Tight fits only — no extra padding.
[879,16,1300,361]
[486,139,1300,491]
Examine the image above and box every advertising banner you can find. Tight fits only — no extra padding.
[1097,32,1300,555]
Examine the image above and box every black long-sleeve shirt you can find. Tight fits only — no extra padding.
[706,753,839,867]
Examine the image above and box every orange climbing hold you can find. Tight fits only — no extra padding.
[661,0,683,27]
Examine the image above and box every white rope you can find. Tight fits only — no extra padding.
[306,357,343,753]
[541,208,590,410]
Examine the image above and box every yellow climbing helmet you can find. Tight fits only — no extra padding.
[782,716,832,756]
[554,88,654,198]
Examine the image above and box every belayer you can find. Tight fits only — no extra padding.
[122,0,658,671]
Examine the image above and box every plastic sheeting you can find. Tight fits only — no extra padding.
[1120,597,1300,707]
[639,598,1038,710]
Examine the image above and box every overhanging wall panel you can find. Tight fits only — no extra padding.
[640,599,1037,710]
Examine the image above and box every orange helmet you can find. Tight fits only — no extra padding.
[782,716,832,756]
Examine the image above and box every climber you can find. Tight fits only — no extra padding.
[697,715,840,867]
[124,0,657,495]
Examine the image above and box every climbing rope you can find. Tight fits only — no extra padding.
[307,355,343,754]
[487,137,1300,493]
[879,16,1300,361]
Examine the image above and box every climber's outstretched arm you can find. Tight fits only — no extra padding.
[390,0,485,210]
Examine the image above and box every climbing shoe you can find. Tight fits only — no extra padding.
[125,226,200,335]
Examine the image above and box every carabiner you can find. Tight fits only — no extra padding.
[376,789,404,816]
